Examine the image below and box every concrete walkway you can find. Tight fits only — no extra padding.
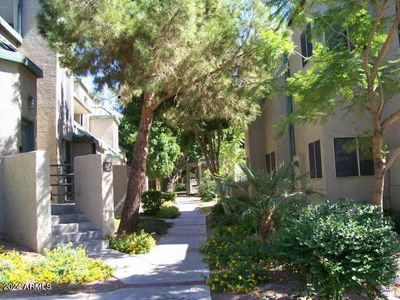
[39,197,211,300]
[8,197,211,300]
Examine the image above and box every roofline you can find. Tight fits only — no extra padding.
[0,17,22,45]
[74,78,93,97]
[90,114,120,125]
[0,49,43,78]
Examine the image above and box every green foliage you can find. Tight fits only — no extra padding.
[175,182,186,192]
[198,172,218,202]
[147,122,181,180]
[156,201,181,219]
[38,0,290,115]
[201,218,271,293]
[107,230,156,255]
[0,244,113,287]
[142,190,164,215]
[271,199,400,299]
[162,192,177,202]
[385,208,400,234]
[119,100,182,179]
[224,163,308,235]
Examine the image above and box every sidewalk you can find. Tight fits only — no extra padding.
[7,197,211,300]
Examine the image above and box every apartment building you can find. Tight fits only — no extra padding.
[0,1,125,245]
[245,2,400,210]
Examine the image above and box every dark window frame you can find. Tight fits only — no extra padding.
[308,140,322,179]
[333,137,374,177]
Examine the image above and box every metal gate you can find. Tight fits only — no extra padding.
[50,164,74,203]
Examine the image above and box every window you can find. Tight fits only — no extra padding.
[20,118,35,153]
[334,137,374,177]
[327,27,353,51]
[308,140,322,178]
[300,24,313,66]
[266,152,276,174]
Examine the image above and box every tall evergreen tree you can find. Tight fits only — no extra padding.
[38,0,290,232]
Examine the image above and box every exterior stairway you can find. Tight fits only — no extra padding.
[51,203,108,253]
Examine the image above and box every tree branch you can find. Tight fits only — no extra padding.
[369,5,400,82]
[364,0,389,66]
[384,147,400,172]
[382,108,400,132]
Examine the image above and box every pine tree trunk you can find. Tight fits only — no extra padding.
[371,133,385,210]
[118,94,154,234]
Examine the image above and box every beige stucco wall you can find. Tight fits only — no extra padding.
[245,109,267,172]
[113,165,128,217]
[90,118,118,150]
[0,60,38,154]
[1,151,51,252]
[0,60,20,157]
[74,154,114,236]
[72,142,94,159]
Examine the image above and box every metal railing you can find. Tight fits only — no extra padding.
[50,164,74,203]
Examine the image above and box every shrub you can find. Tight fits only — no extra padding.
[162,192,177,202]
[0,244,113,287]
[175,182,186,192]
[198,176,218,202]
[271,199,400,299]
[142,190,163,215]
[107,230,156,255]
[224,163,307,237]
[201,223,271,293]
[156,201,180,219]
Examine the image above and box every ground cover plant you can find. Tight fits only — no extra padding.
[201,206,272,293]
[0,244,113,288]
[271,199,400,299]
[107,230,156,255]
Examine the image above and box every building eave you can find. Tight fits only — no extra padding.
[90,115,120,125]
[0,49,43,78]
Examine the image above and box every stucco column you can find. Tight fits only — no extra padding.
[1,151,52,252]
[74,154,115,236]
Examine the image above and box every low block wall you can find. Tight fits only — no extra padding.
[74,154,114,236]
[113,165,128,217]
[1,151,51,252]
